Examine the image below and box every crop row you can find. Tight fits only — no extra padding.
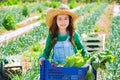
[105,16,120,80]
[0,23,48,56]
[75,2,97,15]
[77,3,108,35]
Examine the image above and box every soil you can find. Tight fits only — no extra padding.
[95,5,114,36]
[94,4,114,80]
[0,5,17,10]
[21,56,32,73]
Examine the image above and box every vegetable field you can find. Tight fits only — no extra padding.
[0,0,120,80]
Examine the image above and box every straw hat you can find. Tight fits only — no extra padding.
[46,4,80,27]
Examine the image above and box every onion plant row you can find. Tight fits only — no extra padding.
[77,3,108,35]
[75,2,98,15]
[104,16,120,80]
[0,24,48,56]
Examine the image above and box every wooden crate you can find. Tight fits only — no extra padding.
[82,34,105,52]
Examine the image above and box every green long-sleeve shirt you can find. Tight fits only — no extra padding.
[39,32,87,60]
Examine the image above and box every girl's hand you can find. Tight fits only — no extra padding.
[39,57,45,65]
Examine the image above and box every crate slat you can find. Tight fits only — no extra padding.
[86,47,103,51]
[82,34,105,52]
[84,42,103,46]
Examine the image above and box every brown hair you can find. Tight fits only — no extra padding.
[49,15,75,46]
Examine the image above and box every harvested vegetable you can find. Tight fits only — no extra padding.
[64,50,89,67]
[85,65,95,80]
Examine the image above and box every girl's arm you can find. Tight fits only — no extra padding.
[38,34,53,61]
[73,32,87,56]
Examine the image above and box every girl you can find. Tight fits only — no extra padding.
[39,4,87,65]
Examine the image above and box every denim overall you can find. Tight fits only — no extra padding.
[53,36,75,64]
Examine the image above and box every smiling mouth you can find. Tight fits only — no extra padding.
[60,24,66,27]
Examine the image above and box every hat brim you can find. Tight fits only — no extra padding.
[46,8,80,27]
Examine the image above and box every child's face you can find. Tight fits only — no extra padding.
[57,14,69,30]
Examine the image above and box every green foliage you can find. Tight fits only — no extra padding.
[87,33,99,37]
[2,14,17,30]
[64,49,115,72]
[37,5,43,13]
[0,26,6,34]
[5,0,19,5]
[30,42,41,52]
[85,65,95,80]
[22,5,30,17]
[89,49,115,70]
[44,2,51,7]
[118,0,120,3]
[41,22,47,27]
[21,0,36,3]
[51,2,61,8]
[105,16,120,79]
[39,13,46,20]
[44,1,60,8]
[23,42,44,62]
[0,0,37,6]
[64,50,89,67]
[0,2,3,6]
[68,3,76,9]
[97,0,101,5]
[94,25,99,32]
